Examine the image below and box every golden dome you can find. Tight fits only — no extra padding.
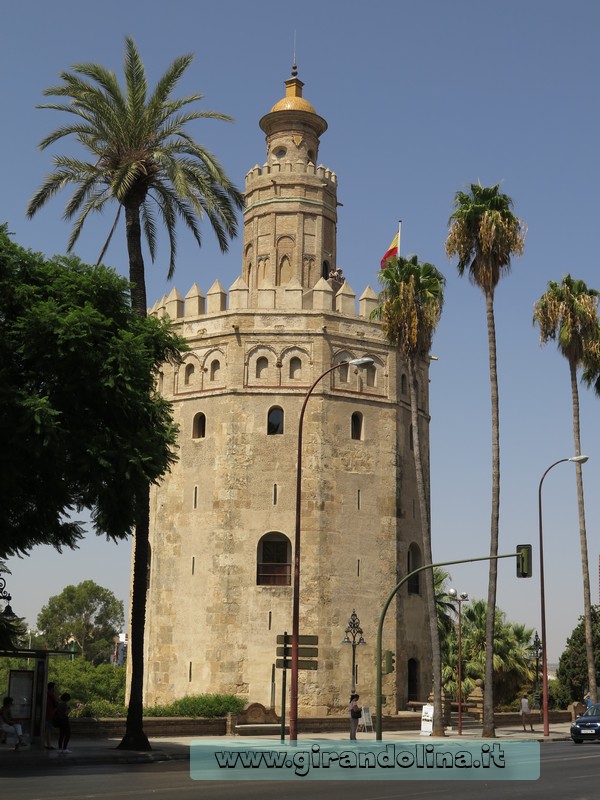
[270,75,317,115]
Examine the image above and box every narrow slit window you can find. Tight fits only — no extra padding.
[256,356,268,379]
[273,484,278,505]
[289,357,302,380]
[184,363,195,385]
[192,412,206,439]
[357,489,361,510]
[193,486,198,509]
[210,359,221,381]
[351,412,363,440]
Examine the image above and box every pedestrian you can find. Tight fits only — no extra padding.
[520,695,534,732]
[45,682,58,749]
[0,697,26,750]
[56,693,72,754]
[349,693,362,740]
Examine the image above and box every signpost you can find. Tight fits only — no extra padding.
[276,634,318,742]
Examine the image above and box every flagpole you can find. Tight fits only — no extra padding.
[398,220,402,259]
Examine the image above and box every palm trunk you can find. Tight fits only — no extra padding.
[569,360,597,704]
[483,288,500,738]
[408,359,444,736]
[118,202,151,750]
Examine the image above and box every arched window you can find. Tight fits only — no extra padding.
[407,543,421,594]
[256,356,269,379]
[289,357,302,380]
[407,658,419,703]
[267,406,284,435]
[351,411,363,441]
[322,260,330,279]
[210,359,221,381]
[184,363,195,386]
[338,362,349,383]
[401,374,407,395]
[192,412,206,439]
[366,363,376,387]
[409,424,414,451]
[257,532,291,586]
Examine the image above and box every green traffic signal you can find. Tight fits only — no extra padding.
[383,649,395,674]
[516,544,532,578]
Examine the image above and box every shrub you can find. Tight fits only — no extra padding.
[143,694,246,718]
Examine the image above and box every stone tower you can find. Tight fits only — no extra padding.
[143,67,432,716]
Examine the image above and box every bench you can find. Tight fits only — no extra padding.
[234,724,288,736]
[406,701,428,712]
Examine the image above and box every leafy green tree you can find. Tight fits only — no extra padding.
[446,183,526,736]
[374,254,445,734]
[556,606,600,703]
[37,581,124,664]
[27,38,243,748]
[0,226,182,557]
[534,275,599,704]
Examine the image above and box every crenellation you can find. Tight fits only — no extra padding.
[359,285,379,318]
[244,158,336,189]
[165,287,184,320]
[157,278,381,322]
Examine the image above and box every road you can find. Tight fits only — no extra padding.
[1,742,599,800]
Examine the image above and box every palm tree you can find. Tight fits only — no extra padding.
[533,274,599,705]
[27,37,243,749]
[446,183,526,737]
[375,254,446,734]
[458,600,534,706]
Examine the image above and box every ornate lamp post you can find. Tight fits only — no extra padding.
[528,631,542,709]
[448,589,469,735]
[0,575,16,618]
[341,609,366,693]
[290,357,374,742]
[538,455,588,736]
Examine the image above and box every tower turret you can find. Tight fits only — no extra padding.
[243,67,338,301]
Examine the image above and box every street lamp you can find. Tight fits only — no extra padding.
[538,455,588,736]
[448,589,469,735]
[341,609,367,693]
[290,356,374,742]
[528,632,542,709]
[0,575,16,618]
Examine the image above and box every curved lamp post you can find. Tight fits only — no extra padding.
[448,589,469,735]
[290,356,374,742]
[341,609,366,693]
[538,455,588,736]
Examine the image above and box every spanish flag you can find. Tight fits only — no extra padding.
[380,223,401,268]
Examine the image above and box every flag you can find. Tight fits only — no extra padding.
[380,222,402,268]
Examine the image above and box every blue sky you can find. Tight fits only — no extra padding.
[2,0,599,665]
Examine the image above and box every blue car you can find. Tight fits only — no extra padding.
[571,703,600,743]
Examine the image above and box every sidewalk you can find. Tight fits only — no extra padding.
[0,722,574,770]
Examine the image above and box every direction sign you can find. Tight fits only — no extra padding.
[276,634,319,646]
[276,646,318,658]
[276,659,318,671]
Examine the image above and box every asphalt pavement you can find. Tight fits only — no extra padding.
[0,721,574,770]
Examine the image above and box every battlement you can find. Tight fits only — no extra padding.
[149,276,378,322]
[245,161,337,187]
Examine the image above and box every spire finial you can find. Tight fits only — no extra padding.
[291,31,297,77]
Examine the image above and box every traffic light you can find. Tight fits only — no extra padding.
[516,544,532,578]
[383,650,396,674]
